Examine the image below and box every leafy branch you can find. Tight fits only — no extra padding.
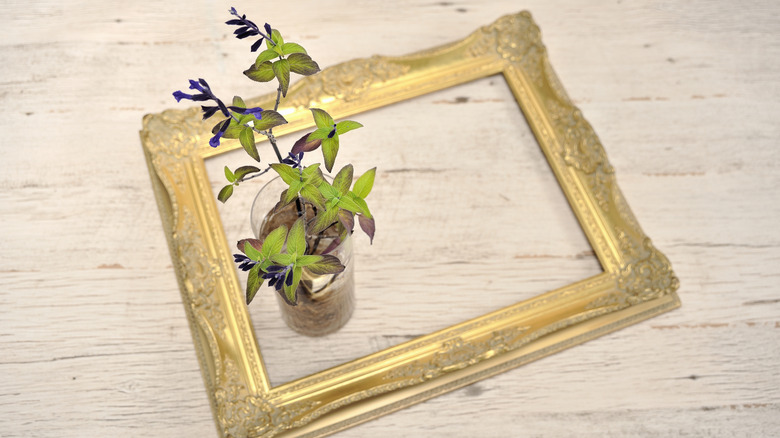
[173,7,376,306]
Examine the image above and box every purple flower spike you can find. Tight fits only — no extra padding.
[174,78,232,121]
[226,7,268,51]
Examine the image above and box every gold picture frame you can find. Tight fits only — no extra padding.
[140,11,679,438]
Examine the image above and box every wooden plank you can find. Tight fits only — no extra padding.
[1,1,778,436]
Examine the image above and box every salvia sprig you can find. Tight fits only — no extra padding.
[173,7,376,306]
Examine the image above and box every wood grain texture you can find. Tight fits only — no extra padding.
[2,1,778,437]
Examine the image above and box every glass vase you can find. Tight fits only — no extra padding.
[250,176,355,336]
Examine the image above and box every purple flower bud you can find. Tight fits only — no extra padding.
[243,107,263,117]
[233,253,257,271]
[264,23,272,36]
[209,131,224,148]
[188,79,205,93]
[209,119,230,148]
[250,38,264,52]
[201,105,220,120]
[173,90,193,102]
[285,271,294,287]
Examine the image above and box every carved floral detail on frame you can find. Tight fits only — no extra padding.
[286,56,411,109]
[215,358,320,438]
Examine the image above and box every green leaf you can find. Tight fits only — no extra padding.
[352,167,376,198]
[303,165,324,189]
[336,194,363,214]
[271,253,294,266]
[261,225,288,259]
[332,164,353,195]
[244,241,262,261]
[259,258,274,271]
[305,254,346,275]
[284,181,302,204]
[224,166,236,183]
[246,264,263,304]
[287,53,320,76]
[234,165,261,181]
[237,238,262,255]
[301,163,322,181]
[321,136,340,173]
[310,205,339,234]
[217,114,258,139]
[307,127,332,141]
[217,185,234,203]
[255,49,279,67]
[239,127,259,162]
[349,193,372,217]
[335,120,363,135]
[299,184,326,211]
[270,163,299,185]
[284,266,302,305]
[272,58,291,97]
[286,217,307,256]
[270,29,284,46]
[279,286,296,306]
[232,96,246,108]
[295,254,322,267]
[309,108,334,129]
[281,42,307,55]
[244,61,276,82]
[318,180,339,200]
[253,109,288,131]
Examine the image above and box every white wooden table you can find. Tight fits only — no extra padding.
[2,1,778,436]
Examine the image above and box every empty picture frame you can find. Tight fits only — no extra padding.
[140,11,679,438]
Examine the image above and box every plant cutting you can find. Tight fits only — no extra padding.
[172,7,376,335]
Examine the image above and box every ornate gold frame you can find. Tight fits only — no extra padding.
[140,11,679,438]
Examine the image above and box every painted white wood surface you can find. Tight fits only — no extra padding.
[2,1,778,437]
